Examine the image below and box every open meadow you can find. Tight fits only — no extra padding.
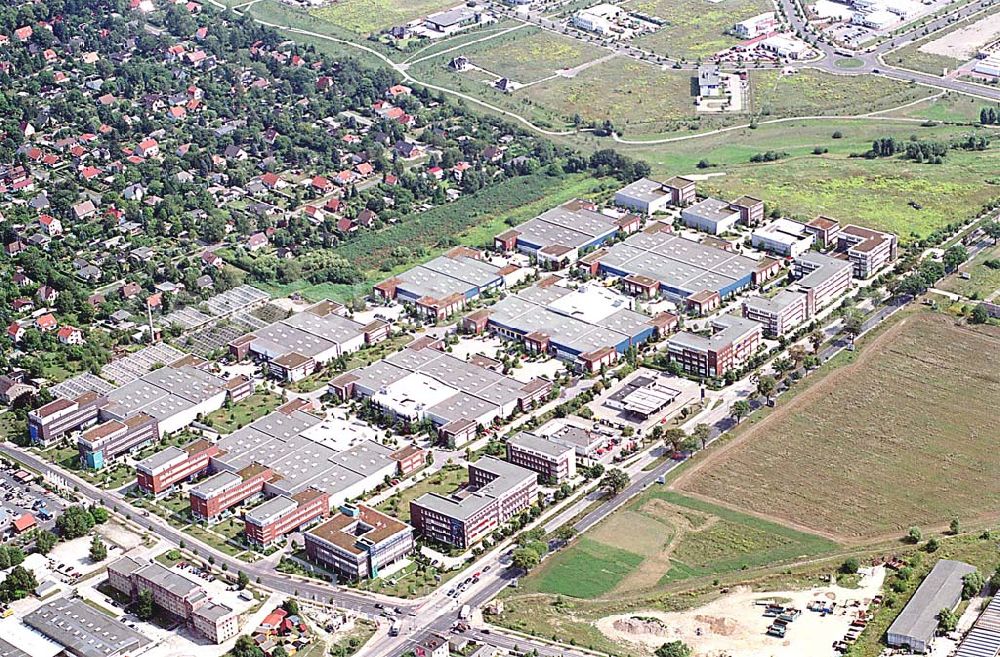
[674,312,1000,542]
[626,0,775,59]
[939,243,1000,299]
[750,69,936,118]
[309,0,461,35]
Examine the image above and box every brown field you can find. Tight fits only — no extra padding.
[674,312,1000,542]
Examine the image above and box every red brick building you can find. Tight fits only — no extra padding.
[189,464,273,522]
[136,439,219,496]
[244,488,329,547]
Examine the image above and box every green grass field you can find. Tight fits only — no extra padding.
[377,464,467,522]
[697,144,1000,241]
[751,69,936,119]
[453,26,606,83]
[522,489,837,599]
[627,0,773,59]
[886,92,998,123]
[310,0,460,35]
[939,243,1000,299]
[677,313,1000,541]
[203,391,282,434]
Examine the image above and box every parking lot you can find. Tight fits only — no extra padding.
[0,464,67,540]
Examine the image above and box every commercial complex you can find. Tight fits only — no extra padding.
[742,290,810,337]
[228,300,387,381]
[837,224,898,278]
[604,373,682,419]
[681,198,741,235]
[462,281,674,373]
[244,487,330,547]
[493,199,640,266]
[189,464,275,522]
[667,315,763,378]
[506,431,576,482]
[329,342,551,445]
[374,248,513,321]
[792,251,855,312]
[887,559,975,653]
[24,598,151,657]
[29,353,250,469]
[304,504,415,580]
[135,438,218,496]
[410,458,537,548]
[580,228,768,312]
[107,556,239,643]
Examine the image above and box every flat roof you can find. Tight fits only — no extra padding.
[391,254,501,302]
[752,218,813,246]
[24,598,151,657]
[683,197,738,223]
[503,201,621,252]
[308,504,411,556]
[743,290,806,314]
[508,431,575,459]
[615,178,669,204]
[411,457,535,521]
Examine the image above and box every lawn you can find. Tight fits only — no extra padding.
[310,0,460,35]
[527,538,644,598]
[675,312,1000,541]
[886,92,997,124]
[939,243,1000,299]
[452,26,606,83]
[751,69,936,119]
[627,0,773,59]
[203,391,283,434]
[697,145,1000,241]
[376,464,467,522]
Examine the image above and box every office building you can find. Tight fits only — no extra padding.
[793,252,854,312]
[135,438,219,496]
[304,504,414,580]
[667,315,763,378]
[506,431,576,482]
[244,488,329,547]
[742,290,810,337]
[751,218,815,257]
[410,458,537,548]
[189,464,274,522]
[836,225,897,278]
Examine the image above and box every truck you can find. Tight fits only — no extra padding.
[389,620,401,637]
[459,605,472,621]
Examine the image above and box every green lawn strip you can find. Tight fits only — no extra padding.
[938,243,1000,299]
[526,538,645,598]
[377,464,466,522]
[203,391,283,433]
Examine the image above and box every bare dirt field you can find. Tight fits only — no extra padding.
[918,11,1000,60]
[595,568,885,657]
[674,312,1000,542]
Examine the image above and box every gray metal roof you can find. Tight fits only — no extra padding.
[955,595,1000,657]
[508,431,575,459]
[615,178,669,204]
[888,560,976,648]
[24,598,151,657]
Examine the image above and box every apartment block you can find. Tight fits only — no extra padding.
[107,557,239,644]
[667,315,763,378]
[506,431,576,483]
[409,458,537,549]
[742,290,810,337]
[793,252,854,313]
[189,464,273,522]
[304,504,414,580]
[244,487,329,547]
[136,439,219,496]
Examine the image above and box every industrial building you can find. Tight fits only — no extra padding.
[613,177,695,214]
[107,557,239,643]
[954,594,1000,657]
[506,431,576,482]
[329,342,551,445]
[604,373,682,419]
[667,315,763,378]
[304,504,415,581]
[493,199,640,266]
[751,218,815,257]
[580,228,765,310]
[681,198,741,234]
[410,457,537,548]
[462,282,673,373]
[887,559,976,653]
[23,597,152,657]
[733,11,777,38]
[228,300,387,381]
[244,487,329,547]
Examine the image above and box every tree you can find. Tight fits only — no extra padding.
[939,607,959,633]
[662,428,686,452]
[756,375,776,401]
[555,526,577,543]
[731,400,751,424]
[56,506,95,539]
[137,589,155,621]
[34,530,57,555]
[843,309,865,341]
[89,535,108,562]
[282,599,299,616]
[942,245,968,273]
[984,219,1000,245]
[962,571,985,599]
[950,518,960,535]
[511,547,541,572]
[237,570,250,590]
[971,304,989,324]
[0,565,38,602]
[840,557,860,575]
[230,635,264,657]
[655,641,693,657]
[907,526,922,544]
[809,329,825,353]
[600,468,629,496]
[693,424,711,449]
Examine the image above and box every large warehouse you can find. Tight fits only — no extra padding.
[229,300,387,381]
[329,342,552,445]
[374,247,513,321]
[494,199,641,266]
[887,559,975,653]
[580,228,763,306]
[462,281,675,372]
